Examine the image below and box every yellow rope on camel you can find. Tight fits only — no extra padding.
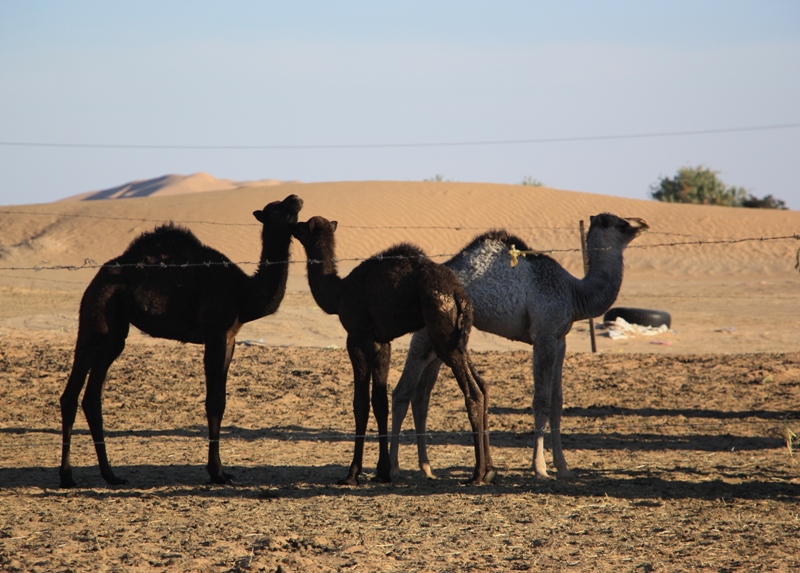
[508,245,552,267]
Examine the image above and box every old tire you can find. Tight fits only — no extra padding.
[603,307,671,329]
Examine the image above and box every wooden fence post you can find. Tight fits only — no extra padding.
[580,220,598,353]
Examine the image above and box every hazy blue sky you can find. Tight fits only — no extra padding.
[1,1,799,208]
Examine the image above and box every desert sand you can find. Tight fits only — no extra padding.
[2,180,800,353]
[1,180,798,571]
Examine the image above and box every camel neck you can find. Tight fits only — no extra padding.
[572,238,625,321]
[242,229,292,322]
[302,238,343,316]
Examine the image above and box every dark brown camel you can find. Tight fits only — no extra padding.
[58,194,303,488]
[292,215,493,486]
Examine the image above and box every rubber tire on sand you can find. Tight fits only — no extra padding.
[603,307,671,329]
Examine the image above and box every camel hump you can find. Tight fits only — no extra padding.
[119,223,226,265]
[374,242,427,262]
[456,229,532,256]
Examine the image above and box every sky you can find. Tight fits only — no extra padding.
[1,1,799,208]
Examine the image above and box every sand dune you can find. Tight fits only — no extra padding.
[5,180,799,276]
[59,172,293,201]
[1,180,799,353]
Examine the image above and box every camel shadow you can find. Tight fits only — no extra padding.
[490,405,793,420]
[3,412,787,463]
[2,463,797,503]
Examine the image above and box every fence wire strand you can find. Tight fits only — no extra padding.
[1,235,798,274]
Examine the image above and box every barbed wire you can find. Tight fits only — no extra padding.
[1,234,798,275]
[0,208,781,240]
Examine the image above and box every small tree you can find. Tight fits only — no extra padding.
[521,176,544,187]
[650,166,747,207]
[651,166,788,209]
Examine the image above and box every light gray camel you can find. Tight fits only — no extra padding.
[390,212,648,480]
[292,216,493,485]
[59,194,303,488]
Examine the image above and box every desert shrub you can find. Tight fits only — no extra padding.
[650,166,787,209]
[650,166,747,206]
[521,176,544,187]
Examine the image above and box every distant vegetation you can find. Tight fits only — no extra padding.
[424,174,447,182]
[520,176,544,187]
[650,166,787,210]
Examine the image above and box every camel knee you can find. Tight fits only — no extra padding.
[392,376,417,403]
[60,391,80,420]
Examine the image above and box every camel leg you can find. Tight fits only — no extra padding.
[59,329,110,488]
[371,342,392,482]
[468,357,495,483]
[549,338,574,478]
[531,337,558,479]
[411,359,442,479]
[390,328,438,479]
[342,335,374,486]
[80,330,128,486]
[446,355,488,485]
[203,332,235,484]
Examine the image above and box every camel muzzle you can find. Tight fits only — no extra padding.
[625,217,649,235]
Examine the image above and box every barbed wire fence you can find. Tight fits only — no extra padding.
[0,208,798,465]
[1,208,799,276]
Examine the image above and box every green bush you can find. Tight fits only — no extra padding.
[650,166,787,209]
[520,176,544,187]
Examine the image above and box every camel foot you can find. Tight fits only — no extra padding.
[532,471,555,481]
[101,472,129,486]
[555,468,576,480]
[209,471,234,485]
[59,473,77,489]
[337,467,361,486]
[58,468,78,488]
[420,463,437,480]
[482,469,498,484]
[371,466,393,484]
[461,478,485,486]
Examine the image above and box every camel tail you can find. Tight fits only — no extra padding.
[454,292,473,354]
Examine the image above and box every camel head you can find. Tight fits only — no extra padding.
[588,213,649,249]
[291,216,338,250]
[253,194,304,234]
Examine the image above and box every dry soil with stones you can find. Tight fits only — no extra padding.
[1,331,799,572]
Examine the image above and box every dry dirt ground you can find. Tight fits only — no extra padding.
[1,331,799,572]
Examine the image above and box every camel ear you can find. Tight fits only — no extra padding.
[331,221,338,232]
[253,210,265,223]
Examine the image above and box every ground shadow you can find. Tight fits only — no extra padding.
[3,423,785,454]
[2,463,798,503]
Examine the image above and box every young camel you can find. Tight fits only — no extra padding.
[391,213,648,480]
[59,194,303,488]
[292,216,493,486]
